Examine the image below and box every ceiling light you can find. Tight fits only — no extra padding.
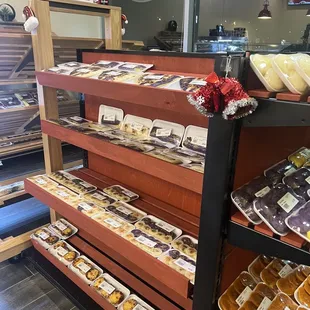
[258,0,272,19]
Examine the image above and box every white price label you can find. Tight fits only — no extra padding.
[97,61,111,65]
[174,258,196,274]
[156,221,174,233]
[306,176,310,185]
[136,235,157,248]
[56,190,69,198]
[284,167,297,176]
[278,264,293,278]
[257,297,272,310]
[116,206,133,215]
[104,218,122,228]
[131,122,144,132]
[76,68,90,74]
[144,74,164,80]
[133,305,147,310]
[76,262,91,273]
[92,193,106,201]
[156,128,172,137]
[107,71,122,76]
[103,114,116,122]
[255,186,271,198]
[123,64,138,69]
[191,136,207,148]
[36,178,47,185]
[78,202,94,211]
[38,231,49,240]
[71,116,83,121]
[122,189,137,198]
[56,246,69,257]
[66,62,79,67]
[80,181,94,189]
[62,172,77,180]
[277,192,299,213]
[189,79,206,86]
[55,221,67,231]
[99,281,115,295]
[235,286,253,307]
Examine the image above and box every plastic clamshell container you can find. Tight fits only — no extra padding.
[57,62,89,69]
[268,292,298,310]
[182,125,208,155]
[98,105,124,128]
[27,175,58,190]
[293,53,310,87]
[84,190,117,209]
[111,139,155,153]
[69,255,103,285]
[49,186,80,206]
[118,294,155,310]
[272,54,308,95]
[218,271,257,310]
[73,200,103,218]
[91,69,138,83]
[120,114,153,138]
[48,218,78,240]
[91,60,124,70]
[250,54,286,92]
[288,147,310,169]
[31,227,60,250]
[248,255,273,283]
[164,147,205,164]
[171,235,198,260]
[118,62,154,72]
[91,273,130,308]
[135,73,182,88]
[294,275,310,308]
[103,185,139,203]
[135,215,182,243]
[47,67,74,75]
[49,240,80,266]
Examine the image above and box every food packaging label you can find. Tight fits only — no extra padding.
[235,286,253,307]
[55,221,67,231]
[78,202,94,211]
[136,235,157,248]
[91,193,106,201]
[156,221,175,233]
[38,231,49,240]
[144,74,165,80]
[189,79,207,86]
[174,258,196,273]
[156,128,172,137]
[98,105,124,127]
[116,206,133,215]
[278,264,293,278]
[56,246,69,257]
[191,136,207,148]
[107,71,122,76]
[122,189,138,198]
[133,305,148,310]
[80,181,94,189]
[77,262,92,273]
[131,122,144,132]
[182,125,208,154]
[306,176,310,184]
[99,281,115,295]
[277,193,299,213]
[255,186,271,198]
[284,167,297,176]
[257,297,272,310]
[104,217,122,228]
[103,114,116,122]
[36,178,47,185]
[56,190,70,198]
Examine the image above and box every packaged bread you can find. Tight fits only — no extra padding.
[288,148,310,169]
[119,294,155,310]
[248,255,273,283]
[268,292,298,310]
[48,218,78,239]
[171,235,198,260]
[83,190,116,209]
[49,241,79,266]
[31,227,60,249]
[295,275,310,308]
[28,175,58,190]
[49,186,80,206]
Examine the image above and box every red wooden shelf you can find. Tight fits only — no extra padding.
[36,71,203,117]
[41,120,203,194]
[25,179,193,307]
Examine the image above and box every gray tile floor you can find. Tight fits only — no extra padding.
[0,259,77,310]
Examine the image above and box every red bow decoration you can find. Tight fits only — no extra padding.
[187,72,258,120]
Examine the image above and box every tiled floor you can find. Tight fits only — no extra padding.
[0,259,77,310]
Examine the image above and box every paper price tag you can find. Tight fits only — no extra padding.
[192,136,207,148]
[133,305,147,310]
[277,192,299,213]
[71,116,83,121]
[108,71,122,76]
[36,178,47,185]
[255,186,271,198]
[103,114,116,122]
[76,262,91,273]
[56,190,69,198]
[38,231,49,240]
[136,235,157,248]
[306,176,310,185]
[92,193,106,201]
[123,64,137,69]
[99,281,115,295]
[104,218,122,228]
[131,122,144,132]
[284,167,297,176]
[55,221,67,231]
[122,189,137,198]
[174,258,196,274]
[257,297,272,310]
[56,246,69,257]
[235,286,253,307]
[78,202,94,211]
[144,74,164,80]
[189,79,206,86]
[156,128,172,137]
[80,181,94,189]
[116,206,132,215]
[156,221,174,233]
[278,264,293,278]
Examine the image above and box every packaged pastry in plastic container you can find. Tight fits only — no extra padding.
[91,273,130,307]
[69,255,103,285]
[283,168,310,201]
[231,175,273,224]
[182,125,208,155]
[60,116,92,126]
[171,235,198,260]
[250,54,286,92]
[238,282,277,310]
[253,183,306,236]
[248,255,273,283]
[264,159,297,186]
[69,66,103,78]
[164,148,205,164]
[158,249,196,283]
[118,62,153,72]
[74,201,103,217]
[218,271,257,310]
[0,181,24,198]
[92,212,134,236]
[260,258,298,290]
[48,218,78,239]
[91,60,123,70]
[295,275,310,308]
[118,294,155,310]
[47,67,75,75]
[268,292,298,310]
[93,69,137,82]
[58,62,89,69]
[84,190,116,209]
[31,227,60,249]
[103,185,139,203]
[277,265,310,297]
[28,175,58,190]
[176,77,206,92]
[286,201,310,243]
[111,139,154,153]
[135,216,182,243]
[146,150,186,165]
[49,186,80,206]
[293,54,310,87]
[98,105,124,128]
[135,73,182,88]
[123,229,170,258]
[120,115,152,139]
[88,130,126,142]
[49,241,80,266]
[288,147,310,169]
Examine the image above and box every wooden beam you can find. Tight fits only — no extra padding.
[104,8,122,50]
[9,47,33,79]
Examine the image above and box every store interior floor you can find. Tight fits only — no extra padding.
[0,258,78,310]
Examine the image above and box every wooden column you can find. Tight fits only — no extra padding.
[104,7,122,50]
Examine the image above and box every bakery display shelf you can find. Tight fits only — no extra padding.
[24,177,194,306]
[41,120,203,194]
[248,89,310,103]
[35,71,203,117]
[0,106,38,114]
[0,79,36,86]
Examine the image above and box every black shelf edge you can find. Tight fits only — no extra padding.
[242,98,310,127]
[227,221,310,265]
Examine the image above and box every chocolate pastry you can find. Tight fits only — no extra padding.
[284,168,310,201]
[248,255,272,282]
[289,148,310,168]
[172,236,198,260]
[179,77,206,92]
[265,159,297,186]
[297,286,310,308]
[268,293,298,310]
[137,73,181,88]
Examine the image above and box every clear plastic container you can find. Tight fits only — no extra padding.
[171,235,198,260]
[49,241,80,266]
[268,293,298,310]
[295,276,310,308]
[289,148,310,169]
[31,227,60,249]
[118,294,155,310]
[248,255,273,283]
[182,125,208,155]
[48,218,78,239]
[106,202,146,223]
[84,190,116,209]
[293,53,310,87]
[103,185,139,203]
[28,175,58,190]
[253,183,306,236]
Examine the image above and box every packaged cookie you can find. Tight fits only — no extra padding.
[91,273,130,307]
[135,216,182,243]
[74,201,103,217]
[158,249,195,283]
[49,241,79,266]
[171,235,198,260]
[84,190,116,209]
[103,185,139,203]
[98,105,124,128]
[254,184,306,236]
[248,255,273,283]
[111,140,154,153]
[123,229,170,258]
[120,115,152,139]
[295,275,310,308]
[106,202,146,223]
[118,62,153,72]
[94,70,137,82]
[49,186,80,206]
[267,292,298,310]
[69,255,102,284]
[286,201,310,243]
[182,125,208,155]
[283,168,310,201]
[264,159,297,186]
[136,73,181,88]
[164,148,205,164]
[261,259,298,290]
[238,282,277,310]
[218,272,257,310]
[277,265,310,297]
[119,294,155,310]
[181,163,205,174]
[92,212,134,236]
[28,175,58,190]
[231,175,273,224]
[289,148,310,169]
[31,227,60,249]
[0,95,23,109]
[48,218,78,239]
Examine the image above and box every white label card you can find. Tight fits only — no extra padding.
[255,186,271,198]
[284,167,297,176]
[78,202,94,211]
[80,181,94,189]
[278,264,293,278]
[107,71,122,76]
[36,178,47,185]
[189,79,206,86]
[136,235,157,248]
[131,122,144,132]
[257,297,272,310]
[191,136,207,148]
[123,64,138,69]
[56,191,69,198]
[174,258,196,273]
[116,206,133,215]
[56,246,69,257]
[92,193,106,201]
[156,128,172,137]
[144,74,164,80]
[277,192,299,213]
[306,176,310,185]
[71,116,83,121]
[76,68,90,74]
[122,189,137,198]
[235,286,253,307]
[55,221,67,231]
[38,232,49,240]
[103,114,116,122]
[99,281,115,295]
[156,221,174,233]
[76,262,91,274]
[104,218,122,228]
[133,305,148,310]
